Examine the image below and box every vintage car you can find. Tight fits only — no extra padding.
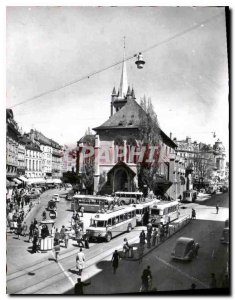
[220,227,229,244]
[47,199,57,211]
[171,237,199,261]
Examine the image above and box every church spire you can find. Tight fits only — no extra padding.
[118,37,128,99]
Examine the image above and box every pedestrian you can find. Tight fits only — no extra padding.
[54,242,61,262]
[16,221,22,239]
[80,206,84,217]
[42,210,47,220]
[152,228,157,246]
[159,223,164,241]
[112,250,120,274]
[51,224,55,237]
[28,221,34,242]
[147,231,152,249]
[139,230,146,247]
[141,266,152,292]
[210,273,217,289]
[60,225,66,243]
[74,277,91,295]
[83,233,90,249]
[76,228,84,248]
[32,227,39,253]
[64,233,69,248]
[54,228,60,245]
[76,248,85,276]
[216,204,219,214]
[192,208,196,219]
[123,238,132,258]
[21,222,28,237]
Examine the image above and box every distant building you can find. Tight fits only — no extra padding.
[28,129,63,178]
[6,109,21,180]
[62,146,77,173]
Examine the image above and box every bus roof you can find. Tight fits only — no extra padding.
[72,195,114,201]
[91,206,136,221]
[115,191,143,195]
[132,199,159,209]
[150,200,179,209]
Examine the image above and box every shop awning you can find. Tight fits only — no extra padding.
[19,176,28,182]
[13,178,22,185]
[27,178,46,184]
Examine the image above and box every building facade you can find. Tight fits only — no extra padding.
[77,50,177,197]
[6,109,21,179]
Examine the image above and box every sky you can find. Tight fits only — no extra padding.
[6,6,229,156]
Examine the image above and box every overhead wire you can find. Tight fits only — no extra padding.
[8,11,224,110]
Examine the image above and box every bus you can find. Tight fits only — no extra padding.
[114,191,144,205]
[132,199,159,225]
[149,200,180,226]
[86,206,137,242]
[71,195,114,212]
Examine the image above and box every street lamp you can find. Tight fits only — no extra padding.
[135,53,145,69]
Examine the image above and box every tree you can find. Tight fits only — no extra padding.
[138,97,162,192]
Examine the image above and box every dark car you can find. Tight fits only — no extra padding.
[47,199,57,211]
[171,237,199,261]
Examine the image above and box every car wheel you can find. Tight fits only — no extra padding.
[106,232,112,242]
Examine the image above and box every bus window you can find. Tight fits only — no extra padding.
[119,214,124,222]
[107,218,112,226]
[136,209,141,215]
[163,208,168,215]
[151,208,161,215]
[91,220,106,227]
[123,213,128,220]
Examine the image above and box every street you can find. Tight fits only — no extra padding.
[6,188,229,294]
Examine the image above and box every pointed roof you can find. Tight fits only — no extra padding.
[112,87,116,95]
[131,88,136,99]
[118,48,128,99]
[126,86,131,96]
[93,99,147,130]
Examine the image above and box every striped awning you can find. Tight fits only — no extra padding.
[19,176,28,182]
[13,178,22,184]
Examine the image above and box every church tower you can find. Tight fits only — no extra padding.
[110,40,134,116]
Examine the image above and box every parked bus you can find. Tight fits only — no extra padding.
[114,191,144,205]
[182,190,197,203]
[71,195,114,212]
[86,206,137,242]
[132,199,159,225]
[149,200,180,226]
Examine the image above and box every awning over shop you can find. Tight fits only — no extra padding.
[45,178,62,184]
[19,176,28,182]
[52,178,62,184]
[13,178,22,185]
[153,176,172,195]
[27,178,46,184]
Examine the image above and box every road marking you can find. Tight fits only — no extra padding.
[51,252,75,287]
[155,255,209,288]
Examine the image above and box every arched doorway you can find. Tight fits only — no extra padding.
[114,168,128,191]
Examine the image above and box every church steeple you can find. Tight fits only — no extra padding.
[118,37,128,99]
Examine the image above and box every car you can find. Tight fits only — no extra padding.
[52,194,60,202]
[171,237,199,261]
[220,227,229,244]
[47,199,57,211]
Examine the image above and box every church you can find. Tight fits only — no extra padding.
[77,50,179,196]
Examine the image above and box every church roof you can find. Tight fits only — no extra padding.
[93,99,147,130]
[93,99,177,149]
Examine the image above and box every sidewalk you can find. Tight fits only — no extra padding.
[120,215,191,262]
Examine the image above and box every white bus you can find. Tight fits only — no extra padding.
[86,206,137,242]
[149,200,180,226]
[71,195,114,213]
[114,191,144,205]
[132,199,159,225]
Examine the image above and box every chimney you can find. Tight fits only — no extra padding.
[170,132,172,139]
